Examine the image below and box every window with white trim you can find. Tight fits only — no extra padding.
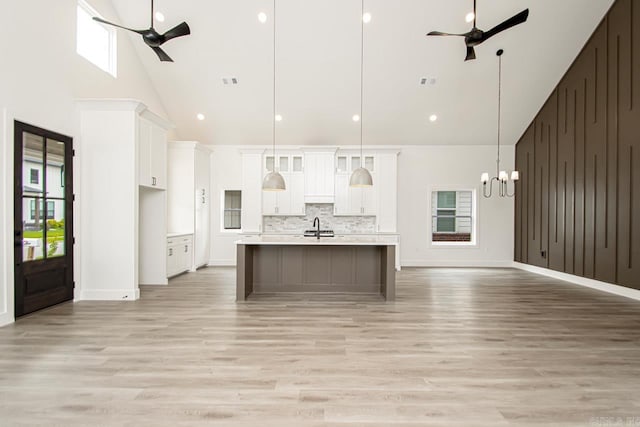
[223,191,242,230]
[431,190,475,244]
[77,0,117,77]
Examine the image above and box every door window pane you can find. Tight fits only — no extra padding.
[23,197,45,261]
[23,132,44,195]
[47,139,65,197]
[46,203,65,258]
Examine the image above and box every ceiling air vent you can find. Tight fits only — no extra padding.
[420,77,437,86]
[222,77,239,85]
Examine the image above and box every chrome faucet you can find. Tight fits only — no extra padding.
[313,217,320,240]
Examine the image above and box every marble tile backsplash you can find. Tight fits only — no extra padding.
[263,204,376,234]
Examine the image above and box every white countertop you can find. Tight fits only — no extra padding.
[236,235,399,246]
[167,232,193,238]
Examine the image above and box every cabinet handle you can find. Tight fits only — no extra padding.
[169,248,173,256]
[184,245,188,253]
[152,176,157,186]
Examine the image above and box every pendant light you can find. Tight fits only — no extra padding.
[262,0,286,191]
[481,49,518,198]
[350,0,373,187]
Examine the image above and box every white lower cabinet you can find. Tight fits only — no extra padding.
[167,235,193,278]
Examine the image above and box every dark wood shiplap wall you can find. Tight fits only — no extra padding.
[515,0,640,290]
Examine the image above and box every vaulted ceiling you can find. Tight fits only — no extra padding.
[109,0,614,145]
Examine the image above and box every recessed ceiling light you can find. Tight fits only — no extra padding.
[155,12,165,22]
[465,12,475,23]
[362,13,372,23]
[275,114,283,122]
[429,114,438,122]
[258,12,267,23]
[197,113,205,121]
[352,114,360,122]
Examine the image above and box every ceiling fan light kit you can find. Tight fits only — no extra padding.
[427,0,529,61]
[482,49,519,199]
[93,0,190,62]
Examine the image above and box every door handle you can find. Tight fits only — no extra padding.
[14,230,22,247]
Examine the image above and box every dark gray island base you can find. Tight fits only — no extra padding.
[236,237,396,301]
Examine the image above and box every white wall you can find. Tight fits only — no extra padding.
[0,0,169,326]
[208,145,515,268]
[209,146,245,266]
[398,146,514,267]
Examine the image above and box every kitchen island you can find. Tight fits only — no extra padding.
[235,235,397,301]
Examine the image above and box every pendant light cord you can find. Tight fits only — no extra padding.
[496,51,502,177]
[359,0,364,165]
[150,0,154,28]
[272,0,277,164]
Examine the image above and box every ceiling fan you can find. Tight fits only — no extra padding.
[93,0,190,62]
[427,0,529,61]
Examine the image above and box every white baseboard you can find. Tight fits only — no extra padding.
[513,262,640,302]
[79,288,141,301]
[208,259,235,267]
[0,312,14,327]
[401,259,514,268]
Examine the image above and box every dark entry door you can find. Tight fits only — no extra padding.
[14,121,74,317]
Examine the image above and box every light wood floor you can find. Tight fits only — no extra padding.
[1,268,639,426]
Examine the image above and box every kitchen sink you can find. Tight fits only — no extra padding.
[303,229,335,237]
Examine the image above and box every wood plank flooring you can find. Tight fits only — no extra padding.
[1,267,639,426]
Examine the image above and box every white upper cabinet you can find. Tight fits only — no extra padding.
[262,153,305,216]
[138,115,168,190]
[334,152,377,217]
[303,149,336,203]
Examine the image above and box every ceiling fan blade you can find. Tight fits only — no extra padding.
[92,17,143,34]
[427,31,467,37]
[151,46,173,62]
[482,9,529,41]
[465,46,476,61]
[161,22,191,43]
